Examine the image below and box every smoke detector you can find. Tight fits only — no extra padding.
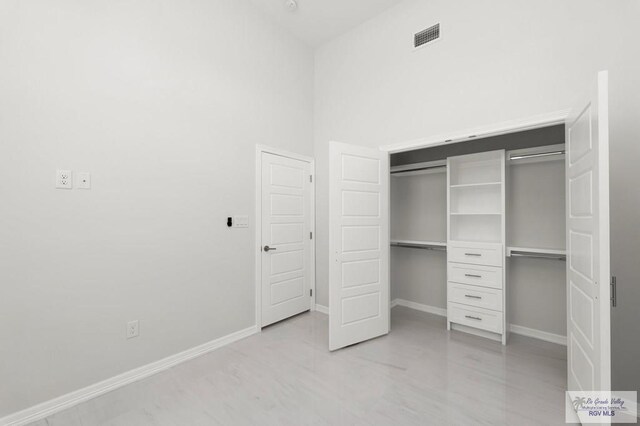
[285,0,298,12]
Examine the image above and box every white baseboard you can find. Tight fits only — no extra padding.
[314,304,329,315]
[508,324,567,346]
[392,298,447,317]
[391,299,566,346]
[0,325,258,426]
[300,302,565,347]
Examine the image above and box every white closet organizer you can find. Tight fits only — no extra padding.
[390,139,567,346]
[446,150,507,343]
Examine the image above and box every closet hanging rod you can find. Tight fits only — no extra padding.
[390,242,447,251]
[510,251,566,261]
[509,150,565,161]
[390,164,447,174]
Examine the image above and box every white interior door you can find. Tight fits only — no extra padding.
[566,70,611,393]
[261,152,312,327]
[329,141,390,351]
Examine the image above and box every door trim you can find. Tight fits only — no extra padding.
[255,145,316,329]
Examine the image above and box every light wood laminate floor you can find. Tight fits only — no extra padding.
[33,307,567,425]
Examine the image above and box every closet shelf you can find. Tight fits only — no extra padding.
[507,246,566,261]
[450,212,502,216]
[449,182,502,189]
[391,239,447,251]
[449,239,503,245]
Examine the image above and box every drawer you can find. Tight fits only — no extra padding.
[448,302,504,334]
[447,262,503,289]
[448,242,503,267]
[448,282,503,311]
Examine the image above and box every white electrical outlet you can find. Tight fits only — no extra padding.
[56,170,73,189]
[126,320,139,339]
[76,172,91,189]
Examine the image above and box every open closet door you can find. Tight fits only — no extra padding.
[566,71,611,393]
[329,141,390,351]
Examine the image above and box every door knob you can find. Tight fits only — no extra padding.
[263,245,277,252]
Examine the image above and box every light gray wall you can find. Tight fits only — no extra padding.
[0,0,314,417]
[391,172,446,243]
[507,160,566,250]
[391,248,447,308]
[507,258,566,336]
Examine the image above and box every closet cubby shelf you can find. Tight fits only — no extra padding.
[449,182,502,189]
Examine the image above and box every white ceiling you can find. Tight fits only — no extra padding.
[248,0,404,47]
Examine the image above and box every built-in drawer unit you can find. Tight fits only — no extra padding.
[447,282,503,311]
[447,263,503,290]
[448,241,503,267]
[447,302,504,334]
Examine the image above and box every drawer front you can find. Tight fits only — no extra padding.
[447,263,503,289]
[448,242,503,267]
[448,302,504,334]
[448,282,503,311]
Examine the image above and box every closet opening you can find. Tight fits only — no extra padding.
[390,124,567,346]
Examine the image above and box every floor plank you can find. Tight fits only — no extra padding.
[33,307,567,425]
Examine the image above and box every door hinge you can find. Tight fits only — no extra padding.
[310,232,313,239]
[310,289,313,297]
[611,276,617,307]
[309,175,313,183]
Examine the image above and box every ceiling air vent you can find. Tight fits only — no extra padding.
[414,23,440,48]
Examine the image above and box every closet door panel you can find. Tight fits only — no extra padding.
[447,263,503,289]
[564,71,611,395]
[448,282,503,311]
[329,141,390,352]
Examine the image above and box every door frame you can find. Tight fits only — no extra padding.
[255,145,316,329]
[380,109,570,154]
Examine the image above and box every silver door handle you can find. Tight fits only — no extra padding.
[464,295,482,299]
[263,245,277,252]
[465,315,482,321]
[465,253,482,257]
[465,274,482,278]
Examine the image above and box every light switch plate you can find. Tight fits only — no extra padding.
[56,170,73,189]
[77,172,91,189]
[234,215,249,228]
